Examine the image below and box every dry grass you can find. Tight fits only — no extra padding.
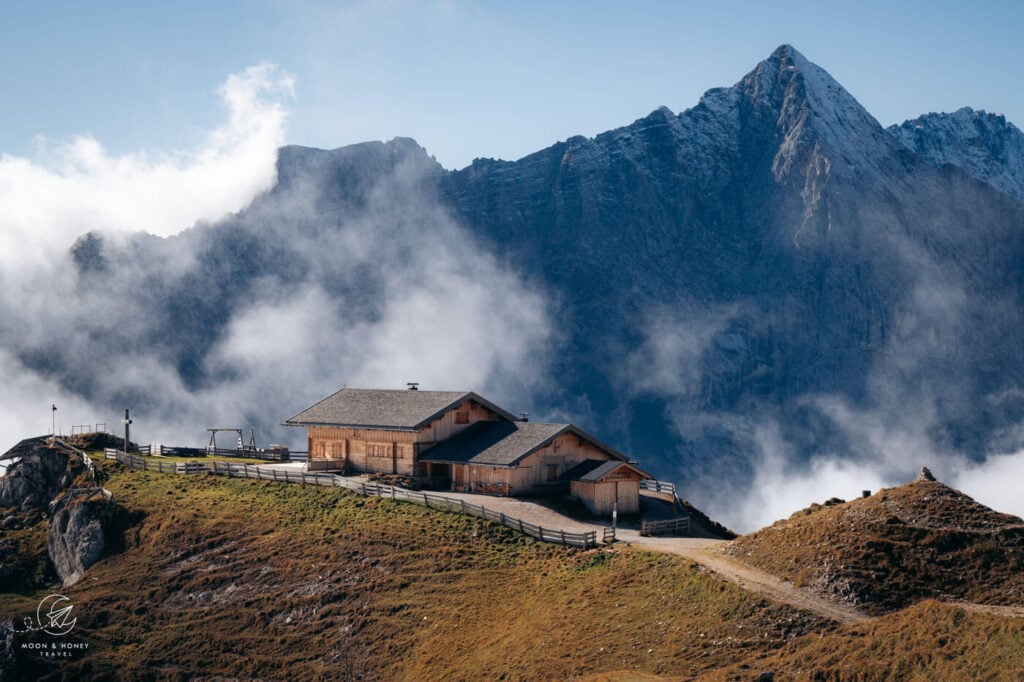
[728,480,1024,614]
[0,516,55,591]
[699,600,1024,681]
[2,458,828,681]
[6,461,1024,680]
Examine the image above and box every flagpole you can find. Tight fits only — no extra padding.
[51,404,56,437]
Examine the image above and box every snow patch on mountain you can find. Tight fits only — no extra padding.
[889,108,1024,205]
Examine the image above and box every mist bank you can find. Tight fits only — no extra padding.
[4,48,1024,533]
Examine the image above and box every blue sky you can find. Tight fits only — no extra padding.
[1,0,1022,169]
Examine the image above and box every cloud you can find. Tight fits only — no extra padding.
[950,450,1024,520]
[731,421,890,532]
[0,63,294,275]
[0,72,555,454]
[618,302,742,398]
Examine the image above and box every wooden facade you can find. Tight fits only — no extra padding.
[571,479,641,515]
[450,432,618,496]
[307,426,418,475]
[289,388,651,510]
[305,398,503,476]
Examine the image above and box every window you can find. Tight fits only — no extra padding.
[455,411,469,424]
[546,465,558,482]
[367,443,392,458]
[330,442,345,458]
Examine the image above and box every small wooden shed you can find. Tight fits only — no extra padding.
[562,460,650,516]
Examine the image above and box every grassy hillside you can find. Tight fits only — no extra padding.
[700,600,1024,681]
[4,460,1023,680]
[1,458,826,681]
[728,480,1024,614]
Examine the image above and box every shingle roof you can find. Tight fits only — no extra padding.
[560,459,651,482]
[283,388,518,431]
[419,421,630,467]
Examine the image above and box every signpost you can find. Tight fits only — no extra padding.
[612,480,619,529]
[122,409,132,454]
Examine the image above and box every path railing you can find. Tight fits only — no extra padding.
[640,479,677,497]
[640,517,690,536]
[105,449,209,474]
[103,449,607,548]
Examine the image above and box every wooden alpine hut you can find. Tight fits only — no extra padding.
[284,386,652,515]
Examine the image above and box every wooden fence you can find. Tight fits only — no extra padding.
[640,517,690,536]
[112,444,305,462]
[640,479,677,497]
[104,449,211,474]
[103,449,608,548]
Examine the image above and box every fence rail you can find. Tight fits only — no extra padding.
[205,447,292,462]
[103,448,607,548]
[640,517,690,536]
[104,449,209,474]
[640,479,677,497]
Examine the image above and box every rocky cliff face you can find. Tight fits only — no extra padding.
[8,46,1024,516]
[0,437,94,510]
[440,45,1024,483]
[47,487,116,587]
[889,108,1024,204]
[0,438,116,586]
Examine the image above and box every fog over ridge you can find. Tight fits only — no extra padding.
[4,51,1024,534]
[0,64,555,459]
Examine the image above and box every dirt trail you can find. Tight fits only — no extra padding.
[416,488,869,623]
[271,468,1024,623]
[615,529,870,624]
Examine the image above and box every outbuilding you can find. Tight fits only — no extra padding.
[561,459,650,516]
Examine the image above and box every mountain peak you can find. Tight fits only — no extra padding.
[889,107,1024,203]
[732,44,892,178]
[768,43,809,65]
[747,44,871,122]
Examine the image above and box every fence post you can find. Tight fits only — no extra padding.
[423,492,429,508]
[518,519,523,533]
[560,530,566,545]
[499,512,505,526]
[460,499,465,514]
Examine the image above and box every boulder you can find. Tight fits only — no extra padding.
[0,437,95,509]
[46,487,116,587]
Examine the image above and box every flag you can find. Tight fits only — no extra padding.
[52,404,57,412]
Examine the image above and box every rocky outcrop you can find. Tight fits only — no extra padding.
[0,436,117,586]
[889,108,1024,204]
[0,437,93,510]
[46,487,116,587]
